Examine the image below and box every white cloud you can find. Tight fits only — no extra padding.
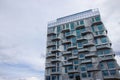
[0,0,120,80]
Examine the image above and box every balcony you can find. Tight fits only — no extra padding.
[92,19,102,26]
[63,62,73,66]
[96,44,111,49]
[68,56,78,60]
[65,32,76,38]
[100,56,115,62]
[61,28,70,33]
[52,36,61,41]
[75,24,85,29]
[46,54,56,58]
[80,59,92,64]
[87,67,100,71]
[103,75,120,80]
[47,42,56,48]
[62,39,71,44]
[85,51,97,57]
[51,71,61,75]
[81,27,92,35]
[51,58,61,62]
[67,45,77,50]
[68,69,79,73]
[93,31,107,38]
[78,48,89,53]
[62,51,72,55]
[47,29,56,36]
[46,64,56,68]
[51,48,61,53]
[83,40,95,47]
[77,36,86,41]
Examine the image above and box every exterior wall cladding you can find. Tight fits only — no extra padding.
[45,9,120,80]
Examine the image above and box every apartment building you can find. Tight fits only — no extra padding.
[45,9,120,80]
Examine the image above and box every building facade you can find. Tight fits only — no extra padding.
[45,9,120,80]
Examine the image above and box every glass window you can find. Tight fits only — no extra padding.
[69,74,74,79]
[77,42,83,48]
[64,44,67,51]
[68,65,73,70]
[72,49,78,55]
[102,70,109,76]
[104,49,111,54]
[100,62,104,69]
[52,76,56,80]
[91,26,95,32]
[46,76,50,80]
[63,25,65,29]
[81,73,87,78]
[81,66,86,71]
[97,50,103,55]
[81,28,85,33]
[107,61,115,69]
[65,31,70,36]
[74,60,78,64]
[97,25,103,31]
[80,20,84,25]
[66,23,69,29]
[94,38,98,44]
[101,37,107,43]
[75,65,78,70]
[65,67,67,73]
[86,63,93,68]
[88,72,91,77]
[109,70,116,75]
[70,22,74,30]
[76,21,79,25]
[76,29,81,38]
[52,68,56,72]
[57,26,61,33]
[57,75,59,80]
[95,16,100,21]
[79,54,84,58]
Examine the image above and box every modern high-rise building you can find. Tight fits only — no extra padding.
[45,9,120,80]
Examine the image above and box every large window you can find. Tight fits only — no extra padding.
[57,26,61,33]
[80,66,86,71]
[66,23,69,29]
[70,22,74,30]
[79,54,85,58]
[107,61,115,69]
[101,37,107,43]
[97,25,104,31]
[72,49,78,55]
[74,60,78,64]
[71,37,76,46]
[77,42,83,48]
[102,70,109,76]
[100,62,104,69]
[68,65,73,70]
[69,74,74,79]
[86,63,93,68]
[52,76,56,80]
[81,73,87,78]
[46,76,50,80]
[52,68,56,72]
[109,70,116,75]
[76,29,81,38]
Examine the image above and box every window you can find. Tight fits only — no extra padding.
[94,38,98,44]
[77,42,83,48]
[65,67,67,73]
[46,76,50,80]
[74,60,78,64]
[57,75,59,80]
[64,56,67,60]
[70,22,74,30]
[68,65,73,70]
[52,68,56,72]
[100,62,104,69]
[76,29,81,38]
[52,76,56,80]
[71,37,76,46]
[86,63,93,68]
[95,16,100,21]
[69,74,74,79]
[101,37,107,43]
[81,73,87,78]
[72,49,78,55]
[75,65,78,70]
[97,25,103,31]
[80,20,84,25]
[88,72,91,77]
[102,70,109,76]
[66,23,69,29]
[91,26,95,32]
[81,28,85,33]
[109,70,116,75]
[79,54,84,58]
[65,31,70,36]
[107,61,115,69]
[64,44,67,51]
[97,50,103,55]
[57,26,61,33]
[104,49,111,54]
[81,66,86,71]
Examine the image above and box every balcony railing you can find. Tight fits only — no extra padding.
[65,31,76,38]
[63,62,73,66]
[96,43,111,49]
[52,35,61,41]
[47,42,56,47]
[78,48,89,53]
[62,39,71,44]
[80,59,92,64]
[93,31,107,37]
[46,64,56,68]
[46,53,56,58]
[83,40,95,47]
[47,29,56,36]
[85,51,97,57]
[62,51,72,55]
[81,27,92,34]
[51,58,61,62]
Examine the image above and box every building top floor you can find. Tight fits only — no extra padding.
[48,9,100,27]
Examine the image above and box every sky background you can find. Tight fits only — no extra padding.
[0,0,120,80]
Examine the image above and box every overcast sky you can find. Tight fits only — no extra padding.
[0,0,120,80]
